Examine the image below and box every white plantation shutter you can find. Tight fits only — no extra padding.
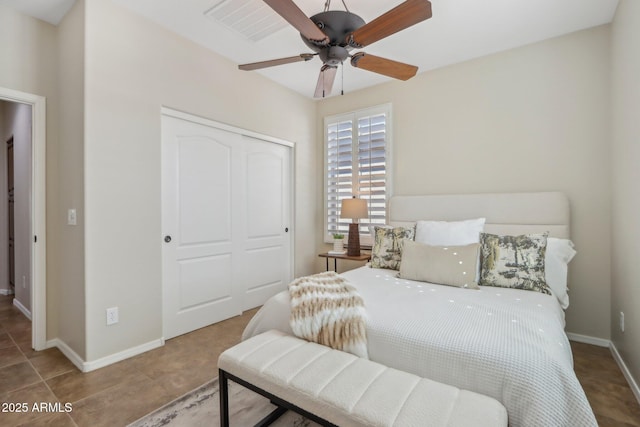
[326,119,354,237]
[325,104,392,244]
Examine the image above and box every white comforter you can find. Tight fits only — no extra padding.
[243,266,597,427]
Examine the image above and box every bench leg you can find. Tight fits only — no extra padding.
[221,370,337,427]
[220,368,287,427]
[255,406,288,427]
[219,369,230,427]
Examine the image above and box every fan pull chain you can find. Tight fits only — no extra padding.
[323,69,326,98]
[341,62,344,95]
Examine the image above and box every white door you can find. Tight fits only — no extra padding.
[162,113,292,339]
[240,135,292,310]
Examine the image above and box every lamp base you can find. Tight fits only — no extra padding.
[347,223,361,256]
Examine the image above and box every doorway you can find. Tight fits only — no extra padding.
[0,87,47,351]
[6,136,15,293]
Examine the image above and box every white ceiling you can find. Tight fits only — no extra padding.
[4,0,619,99]
[0,0,75,25]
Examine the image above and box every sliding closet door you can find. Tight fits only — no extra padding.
[240,135,292,310]
[161,113,292,339]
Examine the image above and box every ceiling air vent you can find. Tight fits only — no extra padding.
[205,0,289,42]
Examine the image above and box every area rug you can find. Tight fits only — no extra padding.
[128,378,319,427]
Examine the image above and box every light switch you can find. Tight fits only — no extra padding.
[67,209,77,226]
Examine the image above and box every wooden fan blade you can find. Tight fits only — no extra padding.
[346,0,432,48]
[239,54,314,71]
[264,0,329,45]
[314,66,338,98]
[351,52,418,80]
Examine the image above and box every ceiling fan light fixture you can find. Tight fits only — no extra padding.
[319,45,349,66]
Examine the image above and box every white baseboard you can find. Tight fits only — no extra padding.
[566,333,640,406]
[83,338,165,373]
[610,342,640,405]
[48,337,165,373]
[0,288,14,296]
[47,338,86,373]
[13,298,32,320]
[566,332,610,347]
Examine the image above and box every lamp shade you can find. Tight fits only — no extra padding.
[340,198,368,220]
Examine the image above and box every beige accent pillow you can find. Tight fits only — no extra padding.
[399,240,480,289]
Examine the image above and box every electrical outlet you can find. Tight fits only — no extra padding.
[620,311,625,333]
[106,307,119,326]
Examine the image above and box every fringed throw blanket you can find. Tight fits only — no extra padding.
[288,271,368,358]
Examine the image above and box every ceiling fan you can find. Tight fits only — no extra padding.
[238,0,433,98]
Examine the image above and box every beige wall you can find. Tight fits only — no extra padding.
[0,5,61,334]
[82,0,317,361]
[56,0,86,359]
[611,0,640,384]
[317,26,612,339]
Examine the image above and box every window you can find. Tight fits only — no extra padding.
[324,104,392,244]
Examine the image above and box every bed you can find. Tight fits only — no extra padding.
[242,192,597,427]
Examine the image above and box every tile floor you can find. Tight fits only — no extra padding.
[1,293,639,426]
[0,295,257,426]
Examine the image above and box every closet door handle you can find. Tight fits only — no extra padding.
[164,235,172,243]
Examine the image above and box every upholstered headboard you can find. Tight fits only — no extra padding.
[388,192,570,238]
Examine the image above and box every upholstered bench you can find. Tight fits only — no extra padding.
[218,330,507,427]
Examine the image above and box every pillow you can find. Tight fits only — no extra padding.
[416,218,486,282]
[369,224,394,241]
[371,226,415,270]
[415,218,486,246]
[479,232,551,295]
[545,237,576,309]
[369,223,416,247]
[399,240,480,289]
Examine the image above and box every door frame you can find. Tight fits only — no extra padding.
[0,87,47,351]
[160,107,295,335]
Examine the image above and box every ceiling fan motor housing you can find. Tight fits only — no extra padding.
[301,10,365,50]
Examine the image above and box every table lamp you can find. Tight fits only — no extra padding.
[340,197,368,256]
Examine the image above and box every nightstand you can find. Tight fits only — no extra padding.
[318,252,371,272]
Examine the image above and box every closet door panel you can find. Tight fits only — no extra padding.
[162,117,241,339]
[241,137,292,310]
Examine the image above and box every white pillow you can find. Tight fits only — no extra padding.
[415,218,486,246]
[545,237,576,309]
